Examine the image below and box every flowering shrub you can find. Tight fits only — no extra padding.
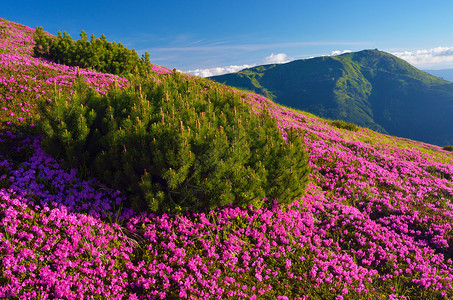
[1,17,453,299]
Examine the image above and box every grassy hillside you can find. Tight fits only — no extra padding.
[1,17,453,299]
[211,50,453,146]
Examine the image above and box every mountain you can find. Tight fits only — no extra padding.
[425,68,453,82]
[211,50,453,146]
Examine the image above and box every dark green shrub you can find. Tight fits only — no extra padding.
[329,119,360,132]
[33,27,151,76]
[39,73,310,213]
[0,25,6,39]
[443,145,453,152]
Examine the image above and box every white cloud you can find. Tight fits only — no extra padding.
[330,50,352,56]
[392,47,453,69]
[262,53,289,64]
[185,52,290,77]
[186,64,255,77]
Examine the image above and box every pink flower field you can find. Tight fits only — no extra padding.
[1,17,453,299]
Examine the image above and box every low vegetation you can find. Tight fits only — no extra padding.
[328,119,360,132]
[443,145,453,152]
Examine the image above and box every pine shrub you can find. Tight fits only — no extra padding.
[33,27,151,76]
[329,119,360,132]
[39,72,310,213]
[443,145,453,152]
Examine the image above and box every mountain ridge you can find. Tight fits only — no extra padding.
[211,49,453,146]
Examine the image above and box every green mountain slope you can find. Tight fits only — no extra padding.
[211,50,453,146]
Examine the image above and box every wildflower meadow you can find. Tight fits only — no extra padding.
[1,17,453,299]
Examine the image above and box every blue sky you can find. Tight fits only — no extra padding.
[4,0,453,76]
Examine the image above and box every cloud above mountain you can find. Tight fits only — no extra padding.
[392,47,453,68]
[263,53,289,64]
[330,50,352,56]
[186,53,290,77]
[186,64,255,77]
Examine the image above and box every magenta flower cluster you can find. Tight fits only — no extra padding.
[0,17,35,55]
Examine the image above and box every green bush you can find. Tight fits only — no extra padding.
[39,72,310,213]
[329,119,360,132]
[443,145,453,152]
[33,27,151,76]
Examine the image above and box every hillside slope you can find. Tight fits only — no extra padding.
[1,17,453,299]
[211,50,453,146]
